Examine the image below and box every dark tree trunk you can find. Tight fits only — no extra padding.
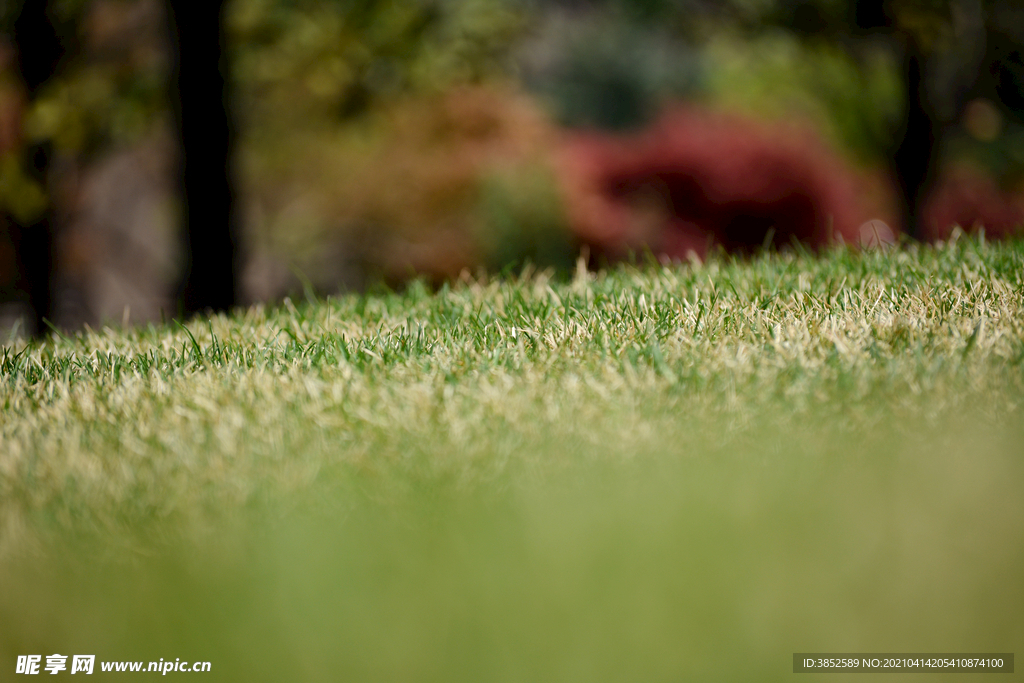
[9,0,64,336]
[853,0,937,239]
[7,0,238,334]
[166,0,238,316]
[14,0,65,92]
[892,48,937,239]
[5,216,53,335]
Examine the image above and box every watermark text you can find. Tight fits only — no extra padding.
[17,655,211,675]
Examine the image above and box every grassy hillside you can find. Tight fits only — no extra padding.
[2,238,1023,681]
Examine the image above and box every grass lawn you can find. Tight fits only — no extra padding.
[2,237,1023,681]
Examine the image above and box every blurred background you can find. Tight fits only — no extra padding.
[1,0,1023,335]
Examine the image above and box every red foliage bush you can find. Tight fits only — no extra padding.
[920,166,1024,242]
[556,107,896,262]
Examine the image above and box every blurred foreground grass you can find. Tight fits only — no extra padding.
[2,238,1023,681]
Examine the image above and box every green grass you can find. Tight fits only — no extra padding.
[2,238,1023,681]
